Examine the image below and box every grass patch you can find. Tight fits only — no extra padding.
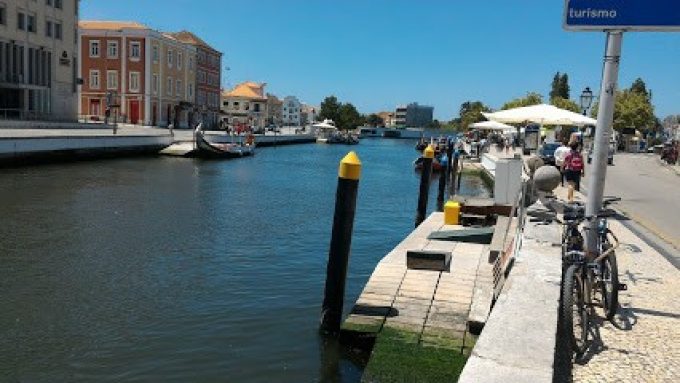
[362,327,468,383]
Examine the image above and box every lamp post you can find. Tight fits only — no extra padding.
[579,87,595,144]
[579,87,594,116]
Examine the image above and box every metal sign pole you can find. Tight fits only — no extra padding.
[585,31,623,252]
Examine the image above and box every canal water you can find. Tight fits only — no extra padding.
[0,139,489,382]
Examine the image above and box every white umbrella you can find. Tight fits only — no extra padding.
[483,104,597,126]
[469,120,515,131]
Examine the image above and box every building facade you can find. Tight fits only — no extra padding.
[265,93,282,126]
[79,21,196,127]
[395,102,433,128]
[377,111,396,127]
[281,95,301,126]
[0,0,79,121]
[170,31,221,129]
[220,81,267,130]
[300,103,318,126]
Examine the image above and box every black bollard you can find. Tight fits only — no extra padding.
[457,152,463,192]
[437,161,448,212]
[415,145,434,227]
[450,151,459,196]
[320,151,362,335]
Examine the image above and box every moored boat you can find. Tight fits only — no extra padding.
[194,124,255,158]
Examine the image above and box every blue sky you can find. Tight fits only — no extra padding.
[82,0,680,120]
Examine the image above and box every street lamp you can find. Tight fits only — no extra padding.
[579,87,595,144]
[579,87,594,116]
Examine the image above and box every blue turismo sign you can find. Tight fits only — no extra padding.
[564,0,680,31]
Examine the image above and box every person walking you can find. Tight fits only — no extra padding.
[562,141,585,201]
[554,141,571,186]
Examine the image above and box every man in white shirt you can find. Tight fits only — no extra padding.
[554,142,571,186]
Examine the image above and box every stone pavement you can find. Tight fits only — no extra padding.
[343,212,486,353]
[570,217,680,383]
[550,188,680,382]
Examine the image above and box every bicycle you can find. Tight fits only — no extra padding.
[553,196,625,355]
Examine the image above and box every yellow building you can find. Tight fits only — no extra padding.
[221,82,268,130]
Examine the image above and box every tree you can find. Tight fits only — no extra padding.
[550,97,581,113]
[426,119,442,129]
[336,103,364,130]
[559,73,570,100]
[630,78,649,99]
[501,92,543,110]
[591,89,655,131]
[458,101,491,130]
[319,96,341,122]
[550,72,570,100]
[366,113,384,127]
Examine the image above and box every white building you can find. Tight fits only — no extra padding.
[301,103,318,125]
[0,0,79,121]
[281,95,301,126]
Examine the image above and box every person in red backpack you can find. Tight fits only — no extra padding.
[562,141,585,200]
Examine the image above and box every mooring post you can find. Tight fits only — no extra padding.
[450,149,460,196]
[320,151,362,335]
[437,160,448,212]
[415,145,434,227]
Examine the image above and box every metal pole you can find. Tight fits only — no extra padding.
[586,31,623,253]
[436,161,448,212]
[320,151,362,335]
[415,145,434,227]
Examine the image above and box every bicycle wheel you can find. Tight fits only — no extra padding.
[562,264,588,355]
[600,246,619,320]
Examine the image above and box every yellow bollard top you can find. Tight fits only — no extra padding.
[423,145,435,159]
[338,151,362,180]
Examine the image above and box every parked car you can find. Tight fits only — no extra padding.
[587,143,615,165]
[538,143,561,165]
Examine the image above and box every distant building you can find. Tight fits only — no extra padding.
[169,31,222,129]
[281,96,301,126]
[79,21,198,127]
[221,81,267,130]
[377,111,396,127]
[265,93,282,126]
[395,102,433,128]
[301,104,318,125]
[0,0,79,121]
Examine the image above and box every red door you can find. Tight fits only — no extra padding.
[129,100,140,124]
[90,99,101,117]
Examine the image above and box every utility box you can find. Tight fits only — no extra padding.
[494,158,523,205]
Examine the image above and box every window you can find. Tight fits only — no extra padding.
[167,77,172,95]
[176,80,182,96]
[152,45,159,62]
[89,40,100,57]
[27,14,36,32]
[45,20,52,37]
[46,0,52,6]
[177,52,183,69]
[129,42,140,60]
[188,83,193,98]
[152,74,159,94]
[54,22,62,39]
[0,5,5,25]
[234,101,240,110]
[17,12,25,30]
[129,71,140,92]
[167,49,173,67]
[89,70,100,89]
[55,0,62,9]
[188,57,193,70]
[107,41,118,58]
[106,70,118,90]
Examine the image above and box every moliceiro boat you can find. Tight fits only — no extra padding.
[194,124,255,158]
